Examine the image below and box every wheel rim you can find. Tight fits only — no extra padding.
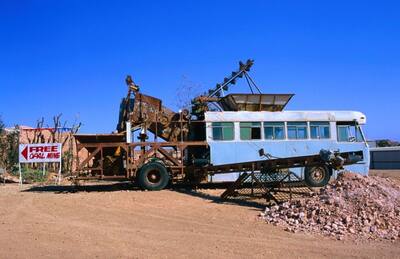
[147,169,161,184]
[310,167,325,182]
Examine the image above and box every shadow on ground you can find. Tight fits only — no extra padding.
[23,182,266,210]
[24,182,140,193]
[173,188,266,210]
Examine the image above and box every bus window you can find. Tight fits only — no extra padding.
[212,122,234,141]
[287,122,308,139]
[337,123,365,142]
[264,122,285,140]
[240,122,261,140]
[310,122,330,139]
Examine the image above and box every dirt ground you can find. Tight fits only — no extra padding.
[370,169,400,181]
[0,170,399,258]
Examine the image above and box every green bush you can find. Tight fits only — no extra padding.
[11,167,47,183]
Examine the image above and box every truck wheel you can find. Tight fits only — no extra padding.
[304,165,330,187]
[138,162,170,191]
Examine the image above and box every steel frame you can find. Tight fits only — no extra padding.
[74,140,207,181]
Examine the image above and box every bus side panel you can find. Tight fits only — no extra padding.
[208,140,369,178]
[208,142,238,166]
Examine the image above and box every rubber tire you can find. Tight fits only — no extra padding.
[137,162,170,191]
[304,165,331,187]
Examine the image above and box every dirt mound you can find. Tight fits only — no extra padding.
[260,172,400,241]
[0,172,19,183]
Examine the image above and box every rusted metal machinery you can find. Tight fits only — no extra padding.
[73,60,366,195]
[117,76,189,142]
[75,59,261,186]
[219,149,360,203]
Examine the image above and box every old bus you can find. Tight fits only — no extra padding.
[205,110,369,184]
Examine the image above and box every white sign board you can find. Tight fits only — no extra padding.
[19,143,62,163]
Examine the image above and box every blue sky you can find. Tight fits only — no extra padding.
[0,1,399,140]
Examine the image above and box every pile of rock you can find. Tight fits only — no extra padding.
[260,172,400,241]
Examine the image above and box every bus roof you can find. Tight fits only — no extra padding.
[205,110,367,124]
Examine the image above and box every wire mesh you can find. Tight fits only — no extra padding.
[223,170,313,204]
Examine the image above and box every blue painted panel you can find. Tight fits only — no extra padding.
[209,140,369,176]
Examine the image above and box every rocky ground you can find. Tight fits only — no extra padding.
[261,172,400,241]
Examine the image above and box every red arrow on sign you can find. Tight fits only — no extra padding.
[21,146,28,160]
